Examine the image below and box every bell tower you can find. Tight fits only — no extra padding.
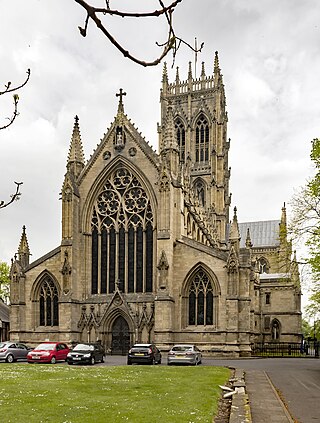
[158,52,231,245]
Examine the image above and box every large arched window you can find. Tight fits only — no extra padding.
[39,276,59,326]
[188,268,214,326]
[175,118,185,163]
[91,166,154,294]
[195,115,209,163]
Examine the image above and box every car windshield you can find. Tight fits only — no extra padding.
[73,344,94,351]
[172,346,192,352]
[34,343,56,351]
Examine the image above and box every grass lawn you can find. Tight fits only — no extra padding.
[0,363,230,422]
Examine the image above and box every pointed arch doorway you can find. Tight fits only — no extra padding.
[111,316,130,355]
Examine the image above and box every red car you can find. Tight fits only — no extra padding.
[27,342,70,364]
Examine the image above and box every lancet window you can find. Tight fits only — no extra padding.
[39,276,59,326]
[194,179,206,207]
[195,115,209,163]
[188,268,214,326]
[175,118,185,163]
[91,166,154,294]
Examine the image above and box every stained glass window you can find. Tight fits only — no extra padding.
[91,166,154,294]
[188,269,214,326]
[39,276,59,326]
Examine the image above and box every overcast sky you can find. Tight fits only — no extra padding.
[1,0,319,303]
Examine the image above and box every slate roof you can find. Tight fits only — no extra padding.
[238,220,280,248]
[0,300,9,323]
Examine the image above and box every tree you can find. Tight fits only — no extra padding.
[0,261,10,305]
[290,138,320,319]
[74,0,203,67]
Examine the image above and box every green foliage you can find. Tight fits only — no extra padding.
[290,139,320,317]
[0,261,10,303]
[0,364,230,422]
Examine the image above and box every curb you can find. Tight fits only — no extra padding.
[229,369,252,423]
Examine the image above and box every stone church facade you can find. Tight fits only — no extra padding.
[9,53,302,356]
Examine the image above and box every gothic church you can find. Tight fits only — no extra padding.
[10,53,302,356]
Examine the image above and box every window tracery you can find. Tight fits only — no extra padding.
[39,276,59,326]
[188,268,214,326]
[91,167,154,294]
[195,115,209,163]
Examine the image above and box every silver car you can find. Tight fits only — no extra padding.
[0,341,30,363]
[167,344,202,366]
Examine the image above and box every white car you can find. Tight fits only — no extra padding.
[167,344,202,366]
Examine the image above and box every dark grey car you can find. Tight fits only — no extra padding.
[67,343,105,365]
[0,341,30,363]
[127,343,162,365]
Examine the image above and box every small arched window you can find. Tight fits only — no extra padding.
[194,179,206,207]
[271,319,281,340]
[258,257,269,274]
[195,115,209,163]
[175,118,185,163]
[39,276,59,326]
[188,269,214,326]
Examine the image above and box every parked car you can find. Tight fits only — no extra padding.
[0,341,31,363]
[167,344,202,366]
[27,342,70,364]
[127,343,161,365]
[67,343,105,365]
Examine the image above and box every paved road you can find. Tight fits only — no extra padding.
[103,355,320,423]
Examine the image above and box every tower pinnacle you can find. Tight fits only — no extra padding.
[67,116,85,178]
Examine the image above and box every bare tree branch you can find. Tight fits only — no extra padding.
[0,182,23,209]
[0,69,30,130]
[74,0,203,67]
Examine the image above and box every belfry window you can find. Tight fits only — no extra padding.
[39,276,59,326]
[195,115,209,163]
[91,166,154,294]
[188,269,214,326]
[175,118,185,163]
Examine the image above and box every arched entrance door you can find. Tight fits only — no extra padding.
[111,316,130,355]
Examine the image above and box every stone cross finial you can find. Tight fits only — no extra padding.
[116,88,126,103]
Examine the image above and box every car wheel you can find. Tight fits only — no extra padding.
[90,357,95,365]
[127,361,132,365]
[50,356,56,364]
[68,361,73,365]
[6,354,14,363]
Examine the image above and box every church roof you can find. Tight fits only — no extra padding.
[238,220,280,248]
